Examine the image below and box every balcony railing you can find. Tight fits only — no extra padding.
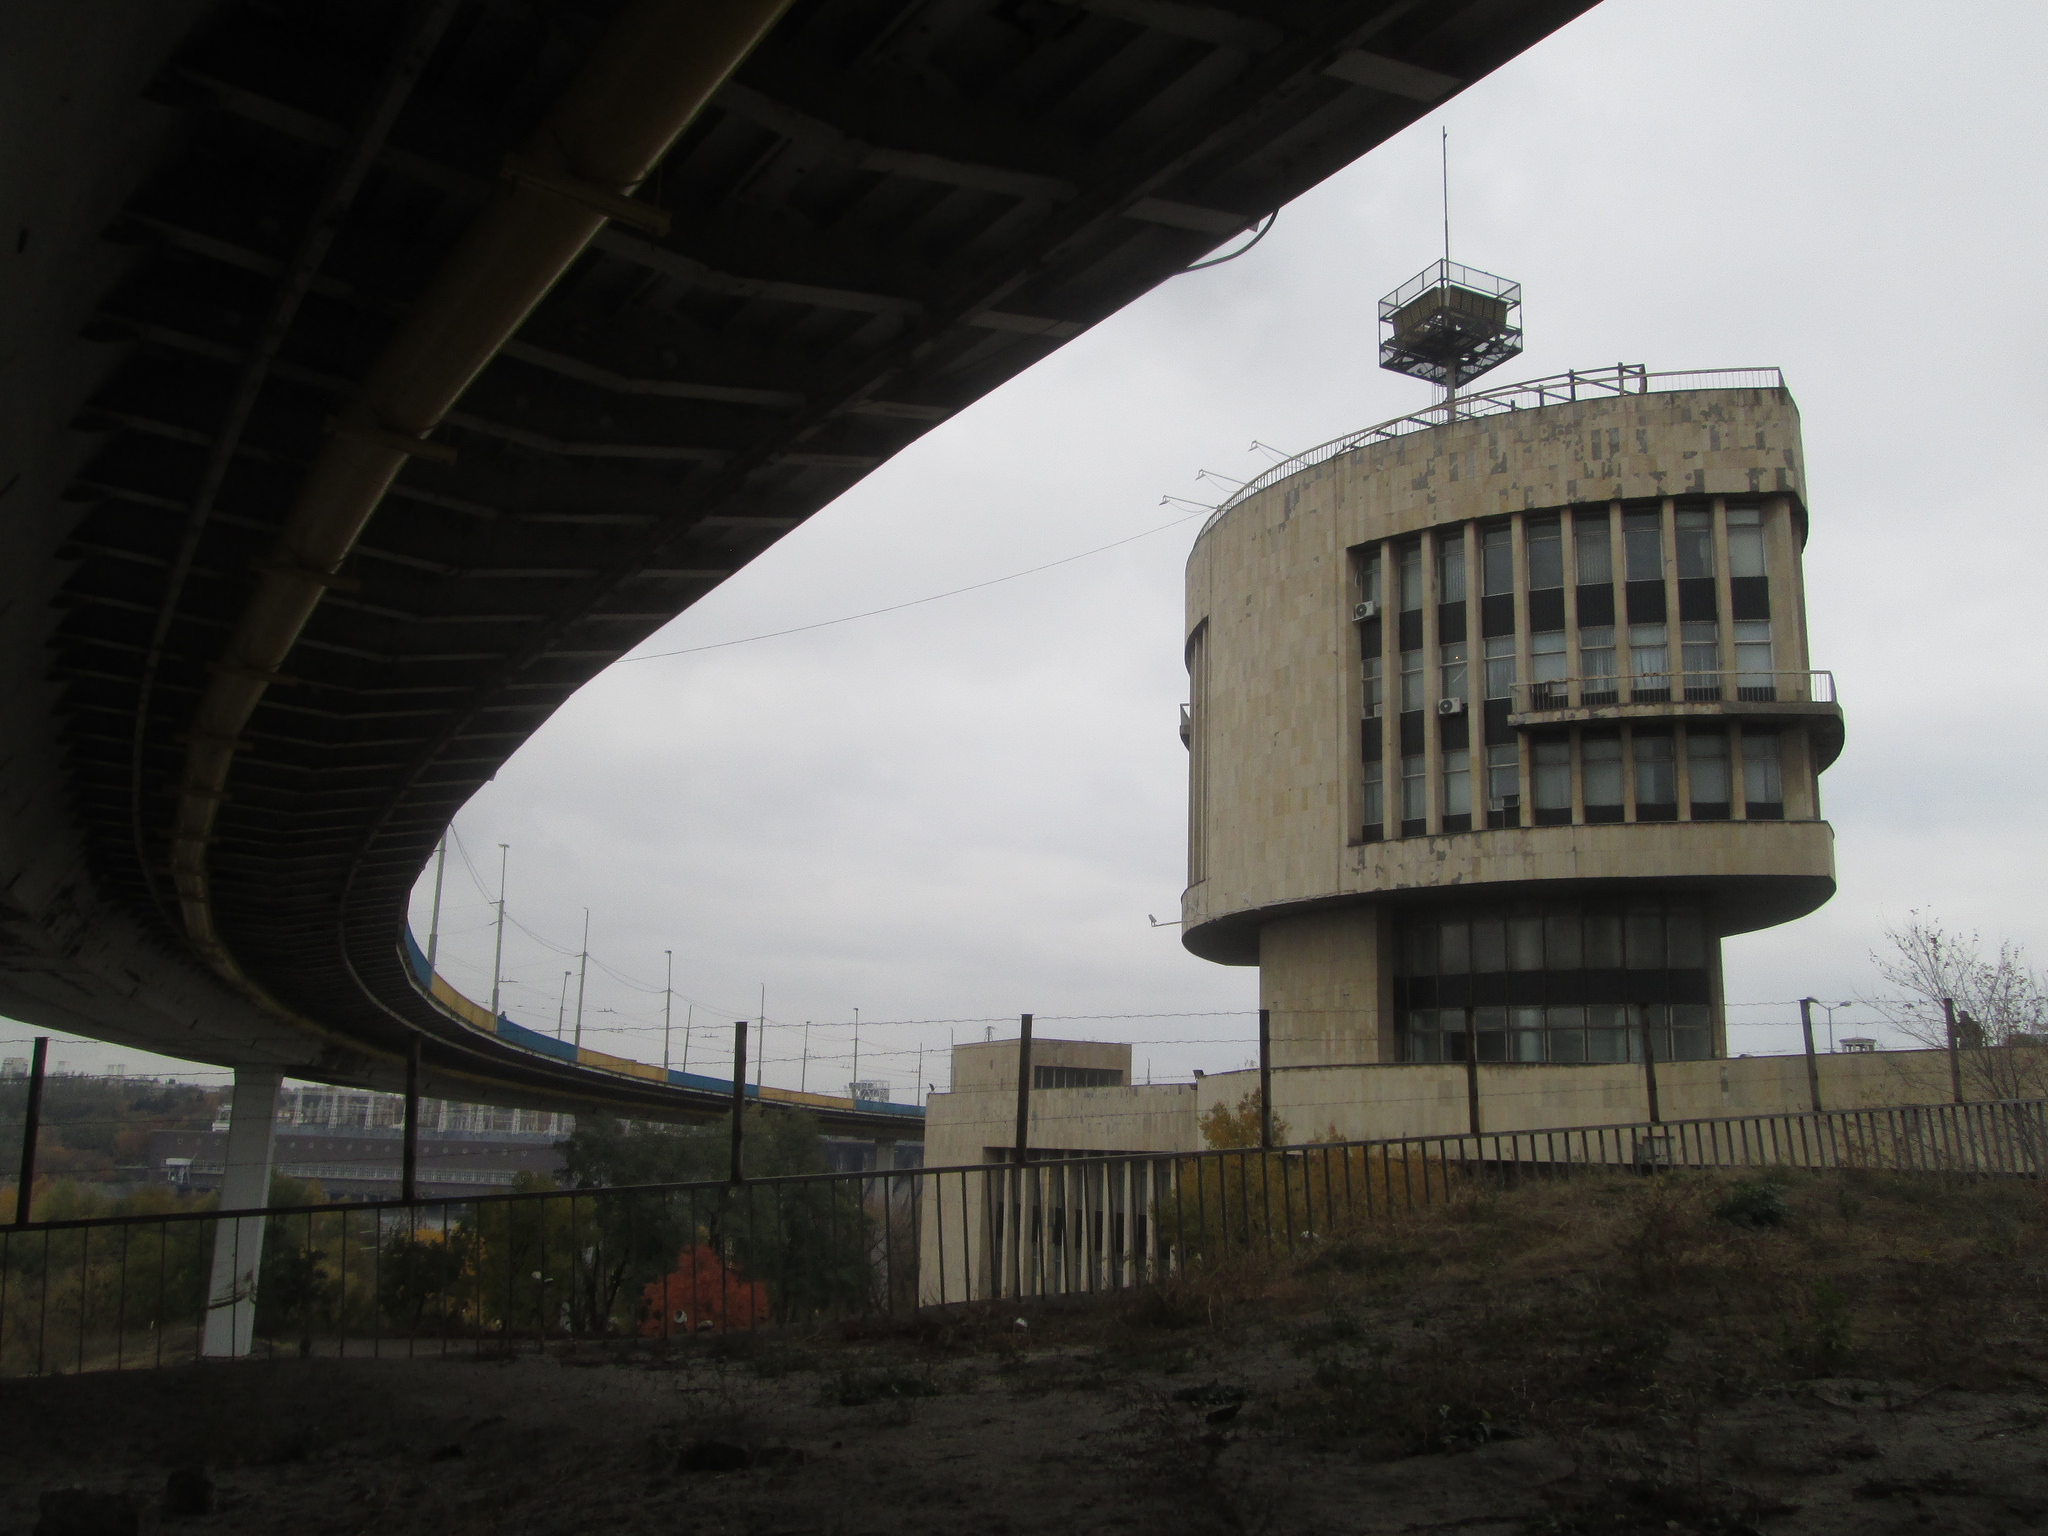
[1198,364,1788,539]
[1509,669,1837,714]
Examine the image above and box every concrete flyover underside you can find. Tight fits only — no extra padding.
[0,0,1598,1125]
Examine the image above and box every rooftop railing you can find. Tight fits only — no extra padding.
[1507,668,1836,714]
[1199,364,1788,539]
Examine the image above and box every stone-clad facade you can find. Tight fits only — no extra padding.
[1181,380,1842,1073]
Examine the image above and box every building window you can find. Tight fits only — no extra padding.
[1532,738,1571,825]
[1438,531,1465,603]
[1439,641,1468,703]
[1481,525,1513,596]
[1034,1065,1124,1089]
[1362,759,1384,840]
[1742,730,1783,818]
[1579,626,1617,705]
[1394,901,1715,1063]
[1483,635,1516,700]
[1624,509,1662,582]
[1629,622,1669,701]
[1399,542,1424,611]
[1675,508,1714,579]
[1530,630,1567,707]
[1362,656,1383,717]
[1687,729,1730,819]
[1633,731,1676,820]
[1726,506,1765,577]
[1576,511,1612,584]
[1401,754,1427,834]
[1526,517,1563,591]
[1734,620,1775,699]
[1681,619,1720,699]
[1583,734,1623,822]
[1400,649,1425,712]
[1486,742,1520,827]
[1359,548,1381,606]
[1442,749,1471,831]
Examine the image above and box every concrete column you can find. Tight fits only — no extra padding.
[201,1067,282,1358]
[1420,527,1441,832]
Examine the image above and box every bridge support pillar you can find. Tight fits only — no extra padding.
[201,1068,283,1358]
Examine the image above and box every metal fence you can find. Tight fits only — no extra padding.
[1510,669,1836,713]
[1,1098,2039,1377]
[1198,364,1789,538]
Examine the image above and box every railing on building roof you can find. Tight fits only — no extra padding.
[1199,364,1788,539]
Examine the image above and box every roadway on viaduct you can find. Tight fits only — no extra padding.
[0,0,1596,1129]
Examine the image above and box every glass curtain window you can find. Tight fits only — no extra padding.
[1681,620,1720,698]
[1486,743,1519,809]
[1362,760,1384,833]
[1686,731,1730,812]
[1359,549,1381,606]
[1483,635,1516,699]
[1531,630,1567,705]
[1362,656,1382,717]
[1579,626,1616,701]
[1532,739,1571,813]
[1742,732,1782,811]
[1481,526,1513,595]
[1633,733,1675,811]
[1629,623,1669,695]
[1526,518,1563,590]
[1401,755,1427,823]
[1623,510,1662,581]
[1575,512,1612,583]
[1400,650,1425,712]
[1675,509,1713,579]
[1438,532,1465,603]
[1442,749,1471,818]
[1439,641,1468,702]
[1399,542,1424,610]
[1582,736,1624,811]
[1734,620,1775,698]
[1726,506,1765,577]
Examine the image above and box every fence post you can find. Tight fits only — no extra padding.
[402,1035,421,1203]
[1798,997,1823,1113]
[13,1036,47,1225]
[1943,997,1965,1104]
[1258,1008,1273,1149]
[1463,1035,1482,1137]
[1639,1009,1661,1124]
[729,1020,748,1183]
[1013,1013,1034,1163]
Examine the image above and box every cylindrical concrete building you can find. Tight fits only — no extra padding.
[1181,370,1841,1073]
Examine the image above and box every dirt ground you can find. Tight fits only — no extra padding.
[5,1166,2046,1536]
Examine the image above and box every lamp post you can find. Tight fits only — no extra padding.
[1818,1000,1853,1053]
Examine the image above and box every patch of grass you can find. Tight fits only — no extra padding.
[1780,1279,1854,1377]
[1713,1180,1792,1229]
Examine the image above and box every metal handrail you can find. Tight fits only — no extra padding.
[1198,364,1788,540]
[1508,668,1836,713]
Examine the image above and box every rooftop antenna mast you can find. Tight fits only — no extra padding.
[1378,126,1522,421]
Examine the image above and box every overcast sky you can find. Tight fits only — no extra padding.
[24,0,2048,1096]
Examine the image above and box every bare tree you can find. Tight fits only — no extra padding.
[1864,911,2048,1103]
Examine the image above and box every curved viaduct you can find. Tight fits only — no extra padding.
[0,0,1595,1129]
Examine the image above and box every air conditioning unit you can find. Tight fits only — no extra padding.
[1490,793,1521,811]
[1352,599,1379,622]
[1436,697,1466,717]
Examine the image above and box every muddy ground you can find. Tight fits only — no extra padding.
[4,1166,2046,1535]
